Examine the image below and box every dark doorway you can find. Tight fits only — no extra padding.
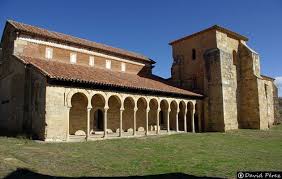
[160,111,165,125]
[194,113,199,133]
[94,109,103,131]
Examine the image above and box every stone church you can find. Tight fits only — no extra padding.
[0,20,279,141]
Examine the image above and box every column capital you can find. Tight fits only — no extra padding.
[157,108,161,112]
[134,107,138,112]
[104,106,109,110]
[120,107,125,111]
[87,106,92,110]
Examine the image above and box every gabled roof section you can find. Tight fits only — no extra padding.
[261,75,275,81]
[7,20,154,63]
[14,55,203,98]
[169,25,249,45]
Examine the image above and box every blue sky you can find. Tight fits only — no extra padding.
[0,0,281,96]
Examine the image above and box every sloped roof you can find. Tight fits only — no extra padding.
[7,20,153,63]
[169,25,248,45]
[261,75,275,81]
[15,55,202,98]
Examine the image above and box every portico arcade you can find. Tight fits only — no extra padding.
[66,88,199,141]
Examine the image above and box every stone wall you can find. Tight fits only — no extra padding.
[260,77,277,127]
[238,43,275,129]
[203,49,225,131]
[237,44,260,129]
[170,28,277,131]
[170,29,217,93]
[0,57,26,134]
[45,86,69,141]
[170,29,217,132]
[220,50,238,130]
[0,24,46,138]
[216,31,239,131]
[0,55,46,138]
[28,66,47,139]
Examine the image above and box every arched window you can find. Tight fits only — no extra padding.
[192,49,196,60]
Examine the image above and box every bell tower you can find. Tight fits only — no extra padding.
[169,25,251,131]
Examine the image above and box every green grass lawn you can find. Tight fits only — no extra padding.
[1,125,282,178]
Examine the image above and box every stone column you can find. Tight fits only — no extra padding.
[184,108,187,132]
[191,107,195,133]
[146,107,149,135]
[104,107,109,138]
[66,106,71,141]
[167,109,171,133]
[86,107,92,140]
[156,108,161,134]
[176,110,179,132]
[133,107,137,136]
[119,108,124,137]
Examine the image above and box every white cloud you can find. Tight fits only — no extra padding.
[274,77,282,97]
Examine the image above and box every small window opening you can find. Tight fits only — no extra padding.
[45,47,53,59]
[233,50,237,65]
[265,84,268,98]
[106,60,111,69]
[70,53,77,64]
[121,62,126,72]
[89,56,95,66]
[192,49,196,60]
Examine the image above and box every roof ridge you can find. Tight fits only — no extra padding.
[7,19,152,62]
[169,24,249,45]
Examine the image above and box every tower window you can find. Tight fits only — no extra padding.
[192,49,196,60]
[45,47,53,59]
[89,56,95,66]
[233,50,237,65]
[265,84,268,98]
[70,53,77,64]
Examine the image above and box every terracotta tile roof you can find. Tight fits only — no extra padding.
[7,20,153,63]
[15,55,202,98]
[169,25,248,45]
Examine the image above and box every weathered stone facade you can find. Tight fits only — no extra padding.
[0,21,279,141]
[170,25,279,131]
[0,20,201,141]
